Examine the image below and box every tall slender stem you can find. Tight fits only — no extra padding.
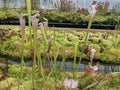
[60,48,65,72]
[73,44,77,78]
[26,0,32,48]
[84,17,92,46]
[78,17,93,69]
[32,27,37,89]
[53,30,57,72]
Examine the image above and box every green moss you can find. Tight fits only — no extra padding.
[1,64,120,90]
[0,25,120,63]
[0,69,3,75]
[100,48,120,63]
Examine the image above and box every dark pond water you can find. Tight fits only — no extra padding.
[8,59,120,73]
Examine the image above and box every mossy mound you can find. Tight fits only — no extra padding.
[0,64,120,90]
[0,25,120,64]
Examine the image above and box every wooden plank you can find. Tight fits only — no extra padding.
[50,27,116,33]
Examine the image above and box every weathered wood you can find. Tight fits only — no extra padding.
[50,27,116,33]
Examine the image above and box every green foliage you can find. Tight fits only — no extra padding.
[0,26,120,63]
[2,65,120,90]
[0,69,3,75]
[78,75,93,89]
[95,73,120,90]
[8,65,31,79]
[0,9,19,20]
[0,9,118,25]
[100,48,120,63]
[105,15,118,24]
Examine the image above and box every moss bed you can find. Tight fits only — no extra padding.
[0,25,120,89]
[0,25,120,64]
[0,64,120,90]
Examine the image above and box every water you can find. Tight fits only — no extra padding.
[8,59,120,73]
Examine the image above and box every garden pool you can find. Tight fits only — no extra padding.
[8,59,120,73]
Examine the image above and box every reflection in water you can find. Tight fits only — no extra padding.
[8,59,120,73]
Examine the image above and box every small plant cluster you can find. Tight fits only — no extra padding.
[96,0,109,14]
[0,28,17,41]
[54,0,76,12]
[0,58,8,81]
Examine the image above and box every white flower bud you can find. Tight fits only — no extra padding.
[88,4,97,18]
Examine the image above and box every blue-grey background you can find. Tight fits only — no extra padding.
[73,0,120,9]
[0,0,119,9]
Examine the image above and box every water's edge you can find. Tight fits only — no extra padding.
[8,59,120,73]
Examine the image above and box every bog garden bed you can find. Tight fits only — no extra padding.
[1,1,120,89]
[0,7,120,90]
[0,9,118,30]
[0,25,120,64]
[0,64,120,90]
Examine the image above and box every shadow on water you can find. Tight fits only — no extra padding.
[7,59,120,73]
